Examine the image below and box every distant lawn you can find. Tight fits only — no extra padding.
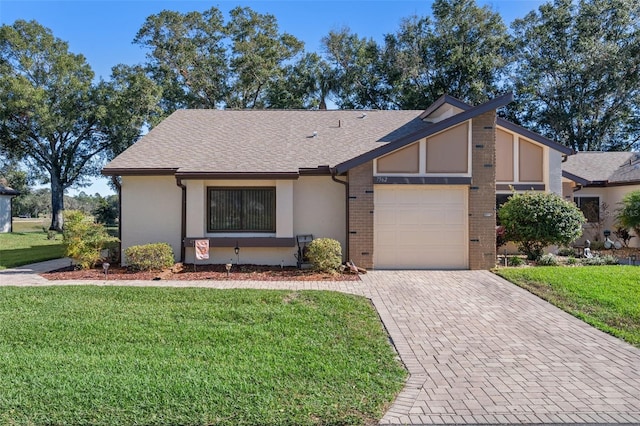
[0,232,65,270]
[496,266,640,347]
[12,218,50,233]
[0,287,406,425]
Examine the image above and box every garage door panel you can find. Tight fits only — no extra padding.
[374,185,468,269]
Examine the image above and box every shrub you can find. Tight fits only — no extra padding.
[537,253,559,266]
[63,210,119,269]
[124,243,175,272]
[581,256,606,266]
[601,254,619,265]
[507,256,524,267]
[496,226,506,250]
[566,256,579,265]
[613,226,635,247]
[557,246,575,257]
[306,238,342,273]
[498,191,585,260]
[616,190,640,237]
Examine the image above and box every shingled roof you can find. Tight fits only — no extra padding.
[0,183,20,196]
[562,152,640,185]
[103,109,430,176]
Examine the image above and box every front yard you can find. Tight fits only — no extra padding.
[496,266,640,348]
[0,286,406,426]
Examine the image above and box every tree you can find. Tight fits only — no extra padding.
[0,21,161,230]
[0,20,109,230]
[616,190,640,238]
[510,0,640,151]
[0,158,31,216]
[93,194,118,225]
[134,6,304,111]
[322,28,392,109]
[383,0,512,108]
[498,191,585,260]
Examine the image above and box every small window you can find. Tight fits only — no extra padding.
[208,187,275,232]
[574,197,599,223]
[496,194,512,225]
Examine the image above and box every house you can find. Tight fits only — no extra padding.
[0,183,20,233]
[102,93,572,270]
[562,152,640,247]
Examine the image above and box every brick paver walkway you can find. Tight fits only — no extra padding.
[1,263,639,424]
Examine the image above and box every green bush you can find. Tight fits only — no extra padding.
[507,256,524,267]
[581,256,606,266]
[566,256,579,265]
[616,190,640,237]
[306,238,342,273]
[537,253,559,266]
[63,210,119,269]
[498,191,585,260]
[124,243,175,272]
[557,246,575,257]
[601,254,619,265]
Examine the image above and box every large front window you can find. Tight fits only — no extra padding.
[207,187,276,232]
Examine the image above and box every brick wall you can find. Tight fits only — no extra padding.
[347,161,374,269]
[469,111,497,269]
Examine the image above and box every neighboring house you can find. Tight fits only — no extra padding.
[103,93,572,270]
[563,151,640,247]
[0,183,20,233]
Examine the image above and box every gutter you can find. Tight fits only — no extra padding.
[176,177,187,262]
[110,176,122,262]
[331,168,349,262]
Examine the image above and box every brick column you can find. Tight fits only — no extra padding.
[347,161,374,269]
[469,111,497,269]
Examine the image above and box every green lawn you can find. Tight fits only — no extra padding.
[0,231,65,270]
[0,287,406,425]
[496,266,640,347]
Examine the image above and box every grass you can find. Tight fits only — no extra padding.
[496,266,640,347]
[0,287,406,425]
[0,231,65,270]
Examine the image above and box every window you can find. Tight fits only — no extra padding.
[207,187,275,232]
[496,194,512,225]
[574,197,600,223]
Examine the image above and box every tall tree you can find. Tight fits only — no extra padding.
[134,6,304,111]
[322,28,392,109]
[225,7,304,109]
[133,7,229,110]
[383,0,512,109]
[0,21,159,230]
[510,0,640,151]
[0,20,110,230]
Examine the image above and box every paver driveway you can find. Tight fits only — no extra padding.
[1,263,640,424]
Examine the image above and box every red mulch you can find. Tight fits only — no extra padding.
[40,263,361,281]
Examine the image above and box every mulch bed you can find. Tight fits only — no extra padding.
[40,263,361,281]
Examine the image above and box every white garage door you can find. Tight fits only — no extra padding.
[374,185,468,269]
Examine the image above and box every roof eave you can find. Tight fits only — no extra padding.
[562,170,591,186]
[497,119,573,155]
[335,92,514,174]
[102,168,178,176]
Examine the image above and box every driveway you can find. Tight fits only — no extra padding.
[1,263,640,424]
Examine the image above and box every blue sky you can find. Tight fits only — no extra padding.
[1,0,546,195]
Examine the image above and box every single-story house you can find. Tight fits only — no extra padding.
[102,93,573,270]
[563,151,640,247]
[0,183,20,233]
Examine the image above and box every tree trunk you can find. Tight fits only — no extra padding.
[50,175,65,231]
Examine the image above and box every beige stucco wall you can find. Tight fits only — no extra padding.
[121,175,182,263]
[377,143,420,173]
[181,176,345,265]
[569,184,640,248]
[0,195,12,233]
[426,122,469,173]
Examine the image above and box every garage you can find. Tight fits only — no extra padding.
[374,185,468,269]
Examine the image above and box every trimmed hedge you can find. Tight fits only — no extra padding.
[124,243,175,272]
[306,238,342,273]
